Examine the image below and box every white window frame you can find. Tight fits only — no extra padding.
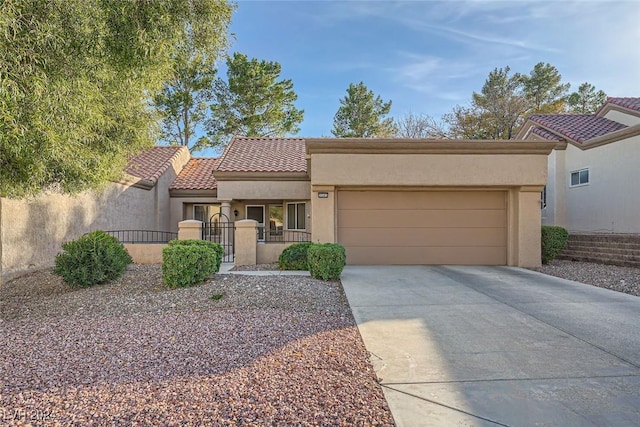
[286,202,306,231]
[569,168,589,187]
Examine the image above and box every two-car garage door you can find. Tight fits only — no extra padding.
[337,190,507,265]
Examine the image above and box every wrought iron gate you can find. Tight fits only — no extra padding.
[203,213,234,262]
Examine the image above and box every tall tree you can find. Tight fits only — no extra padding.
[0,0,231,198]
[567,82,608,113]
[471,66,529,139]
[206,53,304,146]
[442,106,493,139]
[393,112,448,138]
[522,62,570,114]
[332,82,395,137]
[153,1,234,152]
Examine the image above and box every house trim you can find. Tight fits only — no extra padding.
[306,139,557,155]
[213,171,309,181]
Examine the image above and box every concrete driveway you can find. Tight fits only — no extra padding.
[341,265,640,427]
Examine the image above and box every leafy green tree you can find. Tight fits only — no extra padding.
[206,53,304,146]
[0,0,232,198]
[522,62,570,114]
[471,66,529,139]
[153,2,234,152]
[567,82,608,113]
[332,82,395,138]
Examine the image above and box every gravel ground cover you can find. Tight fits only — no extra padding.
[0,265,393,426]
[533,259,640,297]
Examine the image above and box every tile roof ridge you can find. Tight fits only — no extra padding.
[214,137,238,171]
[149,145,189,184]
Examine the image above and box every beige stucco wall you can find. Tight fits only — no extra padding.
[217,180,310,201]
[561,135,640,233]
[124,243,167,264]
[1,150,189,282]
[311,154,548,187]
[257,242,294,264]
[1,184,161,281]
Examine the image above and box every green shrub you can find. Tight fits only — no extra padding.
[541,226,569,264]
[167,239,224,272]
[162,242,218,288]
[307,243,346,280]
[279,242,313,270]
[54,230,132,288]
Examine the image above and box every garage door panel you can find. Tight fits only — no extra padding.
[339,191,505,210]
[344,246,507,265]
[338,209,507,228]
[337,190,507,265]
[339,227,507,247]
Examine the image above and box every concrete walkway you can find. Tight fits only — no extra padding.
[341,265,640,427]
[219,263,310,276]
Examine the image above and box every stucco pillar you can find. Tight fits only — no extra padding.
[178,220,203,240]
[234,219,258,266]
[311,186,336,243]
[220,201,232,222]
[517,186,544,268]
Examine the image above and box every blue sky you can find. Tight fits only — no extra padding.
[195,0,640,155]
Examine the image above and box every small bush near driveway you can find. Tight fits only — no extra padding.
[279,242,313,270]
[54,230,132,288]
[308,243,346,280]
[541,226,569,264]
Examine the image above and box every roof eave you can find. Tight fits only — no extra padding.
[169,188,218,197]
[213,171,310,181]
[305,138,557,155]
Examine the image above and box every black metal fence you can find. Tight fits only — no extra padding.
[203,221,235,262]
[103,230,177,243]
[257,226,311,243]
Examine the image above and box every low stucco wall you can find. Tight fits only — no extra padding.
[124,243,167,264]
[257,242,294,264]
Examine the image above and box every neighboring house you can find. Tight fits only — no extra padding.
[1,135,556,282]
[516,97,640,234]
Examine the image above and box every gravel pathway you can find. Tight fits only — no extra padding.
[533,259,640,297]
[0,265,394,426]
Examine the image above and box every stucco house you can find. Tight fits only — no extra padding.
[201,137,554,267]
[516,97,640,234]
[1,136,555,282]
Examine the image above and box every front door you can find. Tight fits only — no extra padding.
[246,205,265,240]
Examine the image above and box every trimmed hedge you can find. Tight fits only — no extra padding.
[167,239,224,272]
[278,242,313,270]
[54,230,132,288]
[307,243,346,280]
[162,240,219,288]
[541,226,569,264]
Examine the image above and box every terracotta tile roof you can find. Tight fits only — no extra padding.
[605,97,640,113]
[528,114,627,143]
[530,126,563,141]
[125,146,187,184]
[170,158,218,190]
[215,137,307,173]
